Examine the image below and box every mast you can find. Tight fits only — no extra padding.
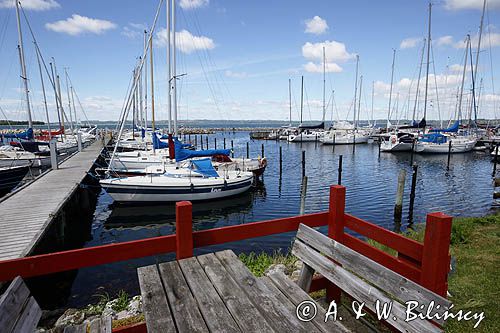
[144,30,148,130]
[469,40,477,126]
[55,71,66,137]
[35,46,51,138]
[300,76,304,125]
[64,68,74,133]
[167,0,172,133]
[358,75,363,126]
[150,34,156,135]
[288,78,292,126]
[387,49,396,130]
[371,81,374,126]
[15,0,33,129]
[458,35,470,123]
[412,39,426,122]
[353,55,359,128]
[49,62,62,133]
[472,0,486,123]
[322,46,326,125]
[138,57,144,128]
[172,0,178,136]
[70,86,77,127]
[423,2,432,125]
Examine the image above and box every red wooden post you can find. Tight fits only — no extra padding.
[420,212,452,297]
[176,201,193,260]
[326,185,346,302]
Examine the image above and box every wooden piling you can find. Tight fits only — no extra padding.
[447,140,452,171]
[261,143,264,158]
[231,140,234,158]
[337,154,343,185]
[408,164,418,224]
[246,142,249,159]
[394,169,406,226]
[410,140,415,166]
[301,150,306,178]
[352,134,356,153]
[215,137,217,149]
[493,145,498,177]
[194,135,197,148]
[279,146,282,174]
[299,176,308,215]
[223,137,226,149]
[206,136,209,150]
[332,134,336,152]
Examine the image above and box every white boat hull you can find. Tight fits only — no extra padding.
[380,142,413,152]
[415,139,476,154]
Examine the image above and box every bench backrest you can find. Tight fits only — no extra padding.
[292,224,451,333]
[0,276,42,333]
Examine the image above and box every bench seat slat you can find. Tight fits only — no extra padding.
[0,277,30,333]
[11,296,42,333]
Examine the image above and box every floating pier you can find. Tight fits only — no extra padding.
[0,141,104,261]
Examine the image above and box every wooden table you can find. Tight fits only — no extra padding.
[138,249,347,332]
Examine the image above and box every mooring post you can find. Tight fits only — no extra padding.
[378,139,381,158]
[231,140,234,158]
[77,132,82,152]
[352,134,356,153]
[447,140,452,171]
[223,137,226,149]
[49,139,58,170]
[408,164,418,224]
[338,155,343,185]
[301,150,306,178]
[421,212,453,297]
[299,176,308,215]
[194,135,197,148]
[410,140,415,166]
[279,146,283,174]
[394,169,406,230]
[176,201,193,260]
[261,143,264,158]
[206,136,209,150]
[327,185,346,302]
[332,134,336,152]
[246,142,249,159]
[214,137,217,149]
[188,134,191,144]
[493,144,499,177]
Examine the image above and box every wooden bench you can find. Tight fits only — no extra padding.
[0,276,42,333]
[291,223,452,332]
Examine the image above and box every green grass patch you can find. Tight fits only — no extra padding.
[238,249,297,277]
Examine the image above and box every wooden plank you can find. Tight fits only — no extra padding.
[178,257,240,333]
[0,277,30,332]
[267,271,351,333]
[100,316,112,333]
[292,240,442,333]
[297,263,314,292]
[297,224,451,310]
[11,296,42,333]
[137,265,176,333]
[158,261,209,333]
[196,253,275,332]
[215,250,319,333]
[63,323,87,333]
[89,317,101,332]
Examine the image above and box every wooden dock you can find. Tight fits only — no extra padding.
[0,141,104,261]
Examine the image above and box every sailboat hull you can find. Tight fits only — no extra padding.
[0,165,30,197]
[380,142,413,152]
[415,139,476,154]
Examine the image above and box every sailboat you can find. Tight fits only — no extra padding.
[0,165,30,197]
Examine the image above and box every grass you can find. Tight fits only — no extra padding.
[83,290,130,317]
[240,215,499,332]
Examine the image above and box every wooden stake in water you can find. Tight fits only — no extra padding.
[302,150,306,178]
[394,169,406,226]
[206,136,209,150]
[261,144,264,158]
[338,154,343,185]
[408,164,418,224]
[493,144,499,177]
[332,134,336,152]
[410,140,415,166]
[194,135,197,148]
[223,137,226,149]
[246,142,249,159]
[279,146,282,174]
[299,176,308,215]
[231,140,234,158]
[214,137,217,149]
[447,140,452,171]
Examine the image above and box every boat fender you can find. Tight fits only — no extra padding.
[190,183,194,192]
[260,158,268,167]
[391,137,397,144]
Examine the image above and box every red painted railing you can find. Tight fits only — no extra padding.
[0,185,452,332]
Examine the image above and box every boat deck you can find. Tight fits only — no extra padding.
[0,141,103,261]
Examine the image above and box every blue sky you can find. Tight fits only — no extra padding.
[0,0,499,123]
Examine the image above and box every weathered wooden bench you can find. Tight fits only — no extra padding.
[291,223,452,332]
[62,316,112,333]
[0,276,42,333]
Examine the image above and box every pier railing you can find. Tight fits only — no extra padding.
[0,185,452,299]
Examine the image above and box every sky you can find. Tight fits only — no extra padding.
[0,0,499,124]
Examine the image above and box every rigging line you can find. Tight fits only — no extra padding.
[0,48,16,99]
[66,74,92,127]
[430,42,442,126]
[486,6,497,121]
[0,10,11,55]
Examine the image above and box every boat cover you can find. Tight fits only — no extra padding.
[175,143,230,162]
[429,120,459,133]
[152,132,191,150]
[191,158,219,177]
[420,133,447,144]
[1,128,33,140]
[299,122,324,130]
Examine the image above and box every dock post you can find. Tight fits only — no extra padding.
[223,137,226,149]
[493,145,498,177]
[231,140,234,158]
[299,176,308,215]
[421,212,453,297]
[352,134,356,153]
[200,135,203,150]
[332,134,336,152]
[301,150,306,178]
[408,164,418,224]
[447,141,452,171]
[337,155,343,185]
[327,185,346,302]
[176,201,193,260]
[261,143,264,158]
[394,169,406,230]
[194,135,197,148]
[279,146,282,174]
[206,136,209,150]
[410,140,415,166]
[77,132,83,152]
[214,137,217,149]
[50,139,58,170]
[378,139,381,158]
[188,134,191,144]
[246,142,249,159]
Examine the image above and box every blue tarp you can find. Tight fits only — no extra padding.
[152,132,192,150]
[420,133,447,144]
[175,143,230,162]
[191,158,219,177]
[1,128,33,140]
[429,121,459,133]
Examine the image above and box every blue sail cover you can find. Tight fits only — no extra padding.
[1,128,33,140]
[175,142,230,162]
[191,158,219,177]
[420,133,447,144]
[429,121,459,133]
[152,132,192,150]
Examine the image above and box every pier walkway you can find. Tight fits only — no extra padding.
[0,141,104,261]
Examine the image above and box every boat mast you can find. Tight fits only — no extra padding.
[371,81,374,127]
[150,34,156,135]
[423,2,432,126]
[322,46,326,125]
[469,40,477,126]
[387,49,396,130]
[472,0,486,124]
[458,35,470,123]
[35,46,51,138]
[353,55,359,129]
[288,78,292,126]
[15,0,33,130]
[143,30,148,130]
[64,68,74,133]
[300,76,304,125]
[138,57,144,128]
[358,75,363,126]
[167,0,172,133]
[70,86,77,127]
[172,0,178,136]
[49,62,62,134]
[412,39,425,122]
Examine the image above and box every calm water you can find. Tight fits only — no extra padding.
[54,131,497,308]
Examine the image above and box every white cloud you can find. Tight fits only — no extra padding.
[0,0,59,11]
[45,14,117,36]
[449,64,464,72]
[304,16,328,35]
[444,0,500,10]
[303,61,342,73]
[179,0,208,10]
[121,23,147,39]
[436,35,454,46]
[155,28,215,54]
[224,70,247,78]
[400,37,421,49]
[302,40,355,62]
[453,32,500,48]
